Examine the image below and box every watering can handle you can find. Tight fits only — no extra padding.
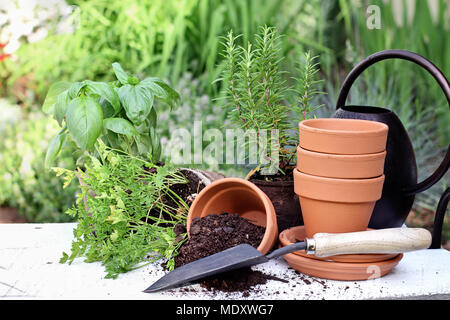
[336,49,450,195]
[429,188,450,249]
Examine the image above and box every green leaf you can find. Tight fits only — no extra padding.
[102,130,121,150]
[59,252,69,264]
[103,118,138,139]
[135,134,152,157]
[99,98,116,119]
[117,84,154,125]
[106,206,127,225]
[42,81,71,114]
[148,107,157,128]
[112,62,130,85]
[140,77,167,98]
[54,90,71,126]
[141,78,180,110]
[68,82,87,98]
[110,230,120,241]
[66,96,103,150]
[156,82,179,110]
[45,132,66,168]
[149,127,161,162]
[128,76,139,85]
[85,80,121,114]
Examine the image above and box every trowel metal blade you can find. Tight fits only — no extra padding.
[143,244,268,293]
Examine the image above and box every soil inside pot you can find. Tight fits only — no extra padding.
[249,167,303,232]
[166,168,215,208]
[142,167,223,224]
[173,212,285,295]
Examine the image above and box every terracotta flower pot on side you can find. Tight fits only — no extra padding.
[187,177,278,254]
[293,169,385,238]
[296,146,387,179]
[299,118,389,155]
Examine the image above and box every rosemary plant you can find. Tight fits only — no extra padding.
[218,26,326,177]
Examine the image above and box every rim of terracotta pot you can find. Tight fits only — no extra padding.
[187,177,278,254]
[297,146,386,162]
[296,146,386,179]
[293,169,385,203]
[298,118,388,155]
[299,118,388,136]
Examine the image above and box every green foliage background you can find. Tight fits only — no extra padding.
[0,0,448,226]
[0,102,77,222]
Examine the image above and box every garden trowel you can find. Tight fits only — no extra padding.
[143,227,431,293]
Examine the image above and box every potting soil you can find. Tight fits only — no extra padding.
[173,212,284,295]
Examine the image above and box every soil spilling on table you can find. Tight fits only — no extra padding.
[173,212,285,296]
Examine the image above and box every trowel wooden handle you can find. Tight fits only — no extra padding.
[310,228,432,257]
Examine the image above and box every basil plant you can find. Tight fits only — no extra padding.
[43,63,179,168]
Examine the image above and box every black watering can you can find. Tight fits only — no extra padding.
[332,50,449,246]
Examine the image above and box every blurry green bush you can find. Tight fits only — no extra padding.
[4,0,317,105]
[158,72,227,170]
[1,0,447,224]
[0,100,77,222]
[322,0,449,145]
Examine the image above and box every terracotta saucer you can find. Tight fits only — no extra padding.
[283,252,403,281]
[279,225,398,263]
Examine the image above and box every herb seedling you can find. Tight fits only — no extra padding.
[58,142,189,278]
[43,63,180,168]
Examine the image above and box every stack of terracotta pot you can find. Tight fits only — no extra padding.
[294,118,389,238]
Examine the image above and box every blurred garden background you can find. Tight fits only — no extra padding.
[0,0,448,245]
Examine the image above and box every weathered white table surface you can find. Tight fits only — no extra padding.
[1,223,449,300]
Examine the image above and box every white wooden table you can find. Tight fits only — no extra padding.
[1,223,449,300]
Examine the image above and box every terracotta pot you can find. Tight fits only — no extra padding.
[187,177,278,254]
[0,207,28,223]
[296,146,386,179]
[250,177,303,232]
[293,169,385,238]
[299,118,388,155]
